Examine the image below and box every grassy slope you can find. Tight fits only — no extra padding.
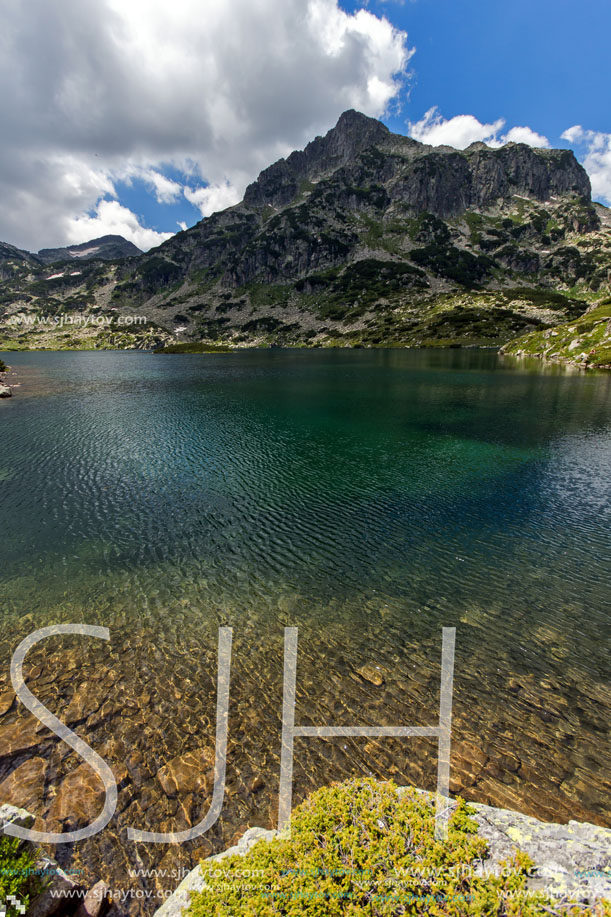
[503,298,611,368]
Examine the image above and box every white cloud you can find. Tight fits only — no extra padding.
[408,107,549,150]
[0,0,411,252]
[561,126,611,204]
[67,200,173,250]
[137,170,183,205]
[409,109,506,149]
[184,182,242,218]
[503,126,550,148]
[561,125,583,145]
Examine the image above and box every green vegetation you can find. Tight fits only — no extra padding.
[410,244,493,286]
[297,259,428,323]
[187,779,609,917]
[239,283,291,309]
[501,287,586,313]
[155,341,234,353]
[0,835,41,917]
[464,211,485,245]
[408,212,451,245]
[0,358,7,372]
[504,297,611,368]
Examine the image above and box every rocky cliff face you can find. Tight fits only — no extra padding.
[245,111,590,216]
[0,111,609,352]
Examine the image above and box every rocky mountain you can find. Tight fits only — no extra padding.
[36,234,142,264]
[0,110,609,356]
[0,241,40,280]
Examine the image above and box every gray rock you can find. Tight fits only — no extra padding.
[0,383,12,398]
[0,804,34,831]
[399,788,611,903]
[75,881,111,917]
[469,800,611,903]
[27,855,83,917]
[153,826,277,917]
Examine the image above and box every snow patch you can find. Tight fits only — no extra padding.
[67,246,101,257]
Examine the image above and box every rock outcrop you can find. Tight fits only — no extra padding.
[152,790,611,917]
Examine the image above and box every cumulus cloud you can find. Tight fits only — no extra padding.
[136,170,183,205]
[184,182,242,218]
[561,126,611,205]
[408,107,549,150]
[503,126,550,148]
[0,0,411,251]
[409,109,506,149]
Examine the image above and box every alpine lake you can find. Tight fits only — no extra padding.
[0,348,609,907]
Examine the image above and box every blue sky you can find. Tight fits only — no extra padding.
[1,0,609,251]
[371,0,610,140]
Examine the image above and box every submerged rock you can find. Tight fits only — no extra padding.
[357,663,385,686]
[157,748,214,798]
[0,756,47,812]
[46,762,106,832]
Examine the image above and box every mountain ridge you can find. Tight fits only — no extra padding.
[0,110,609,359]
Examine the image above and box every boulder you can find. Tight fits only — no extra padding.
[357,663,385,686]
[75,881,111,917]
[0,803,35,831]
[27,855,83,917]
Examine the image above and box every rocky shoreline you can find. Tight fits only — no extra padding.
[1,804,110,917]
[501,297,611,370]
[0,362,13,397]
[3,789,610,917]
[154,789,611,917]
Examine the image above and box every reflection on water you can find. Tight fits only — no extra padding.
[0,349,609,907]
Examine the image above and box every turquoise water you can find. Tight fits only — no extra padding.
[0,349,609,892]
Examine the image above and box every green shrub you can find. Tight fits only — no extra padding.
[186,779,608,916]
[0,835,41,917]
[0,359,7,373]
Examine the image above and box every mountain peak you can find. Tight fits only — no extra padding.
[244,110,390,208]
[334,108,389,134]
[37,235,142,264]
